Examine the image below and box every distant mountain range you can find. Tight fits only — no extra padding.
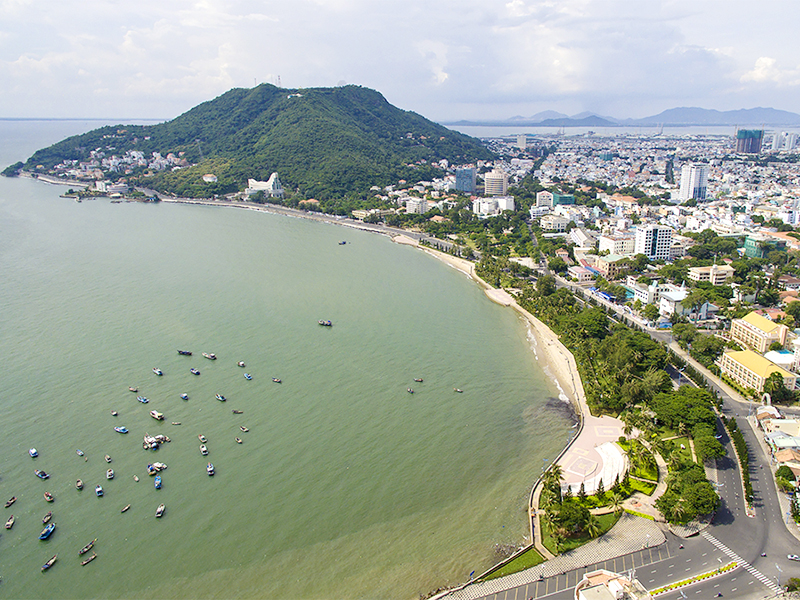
[445,107,800,127]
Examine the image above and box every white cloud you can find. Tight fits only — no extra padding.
[740,57,800,86]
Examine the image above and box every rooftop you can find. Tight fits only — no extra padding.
[740,311,785,335]
[722,349,794,379]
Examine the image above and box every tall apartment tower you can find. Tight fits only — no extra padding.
[634,225,673,261]
[516,134,527,150]
[483,169,509,196]
[736,129,763,154]
[772,131,784,151]
[679,164,708,201]
[455,167,476,194]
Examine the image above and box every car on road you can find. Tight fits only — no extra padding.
[715,434,723,439]
[789,554,800,561]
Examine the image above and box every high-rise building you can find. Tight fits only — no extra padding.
[536,190,554,208]
[772,131,784,151]
[483,169,509,196]
[634,225,673,261]
[736,129,763,154]
[679,163,708,200]
[516,134,527,150]
[786,133,798,151]
[454,167,476,194]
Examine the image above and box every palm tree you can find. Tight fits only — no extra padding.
[609,492,623,514]
[585,514,601,539]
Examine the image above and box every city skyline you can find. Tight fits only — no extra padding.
[0,0,798,121]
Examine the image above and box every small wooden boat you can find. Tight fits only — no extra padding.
[95,485,103,497]
[215,394,227,402]
[129,386,138,392]
[76,449,85,456]
[105,455,112,463]
[190,368,200,375]
[35,469,49,479]
[180,393,189,400]
[152,367,163,376]
[76,479,84,490]
[41,554,57,571]
[407,388,414,394]
[454,388,463,393]
[29,448,38,457]
[5,496,17,508]
[111,410,118,416]
[200,445,208,456]
[244,373,252,380]
[42,511,52,524]
[121,504,131,513]
[133,475,139,482]
[240,426,249,432]
[5,515,13,529]
[207,463,214,476]
[44,492,54,503]
[81,552,97,566]
[114,426,128,433]
[106,469,114,480]
[235,437,242,444]
[39,522,56,539]
[149,410,164,420]
[177,349,192,356]
[237,361,245,367]
[202,352,217,360]
[232,409,244,414]
[171,422,181,426]
[272,377,281,383]
[155,503,165,518]
[318,319,333,326]
[198,434,207,443]
[414,378,423,382]
[339,240,346,245]
[137,396,149,403]
[78,538,96,555]
[154,475,162,489]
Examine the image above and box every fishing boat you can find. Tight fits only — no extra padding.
[29,448,38,458]
[35,469,49,479]
[454,388,463,393]
[5,496,16,508]
[153,461,167,471]
[172,421,181,425]
[318,320,333,326]
[105,455,112,463]
[5,515,13,529]
[114,426,128,434]
[198,434,207,443]
[41,554,57,571]
[180,393,189,400]
[154,475,162,489]
[155,503,165,517]
[147,464,157,476]
[237,361,245,367]
[200,444,208,455]
[76,449,85,456]
[244,373,252,380]
[76,479,84,490]
[44,492,54,502]
[133,475,139,482]
[81,552,97,566]
[152,367,163,376]
[190,368,200,375]
[41,512,52,525]
[137,396,149,403]
[39,522,56,539]
[240,426,249,432]
[106,469,114,480]
[407,388,414,394]
[121,504,131,513]
[414,378,423,382]
[111,410,118,416]
[232,409,244,414]
[202,352,217,360]
[235,437,242,444]
[95,485,103,497]
[78,538,96,555]
[177,349,192,356]
[272,377,281,383]
[150,410,164,420]
[206,463,215,476]
[129,386,138,392]
[215,394,227,402]
[339,240,346,245]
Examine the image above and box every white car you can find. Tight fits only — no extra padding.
[789,554,800,561]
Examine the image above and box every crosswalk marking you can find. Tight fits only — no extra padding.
[701,532,781,594]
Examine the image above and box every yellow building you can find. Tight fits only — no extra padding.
[717,350,796,393]
[730,311,789,354]
[687,264,735,285]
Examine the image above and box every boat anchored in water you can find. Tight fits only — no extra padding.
[152,367,163,376]
[42,511,52,524]
[81,552,97,566]
[215,394,227,402]
[78,538,96,555]
[105,455,112,463]
[106,469,114,480]
[35,469,49,480]
[190,368,200,375]
[76,479,84,490]
[129,386,138,393]
[232,409,243,414]
[39,522,56,539]
[202,352,217,360]
[154,475,162,489]
[137,396,149,403]
[237,361,245,367]
[95,485,103,497]
[5,497,17,508]
[318,320,333,326]
[200,445,208,456]
[244,373,252,380]
[121,504,131,513]
[239,426,248,432]
[272,377,281,383]
[155,504,165,518]
[150,410,164,420]
[44,492,54,502]
[41,554,57,571]
[29,448,38,458]
[177,349,192,356]
[207,463,215,476]
[114,426,128,434]
[180,393,189,400]
[235,437,242,444]
[5,515,14,529]
[198,434,207,443]
[76,449,85,456]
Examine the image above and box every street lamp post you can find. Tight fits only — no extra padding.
[776,564,782,588]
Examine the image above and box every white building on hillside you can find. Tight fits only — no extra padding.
[246,173,284,198]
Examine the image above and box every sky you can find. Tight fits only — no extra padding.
[1,0,799,122]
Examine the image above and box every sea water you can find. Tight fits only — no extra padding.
[0,120,572,599]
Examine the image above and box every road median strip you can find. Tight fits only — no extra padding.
[650,561,737,596]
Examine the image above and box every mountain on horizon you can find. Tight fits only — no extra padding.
[17,84,494,201]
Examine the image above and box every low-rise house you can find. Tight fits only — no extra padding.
[687,264,735,285]
[568,265,596,282]
[595,254,628,279]
[765,430,800,452]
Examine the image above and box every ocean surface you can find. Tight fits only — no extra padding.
[0,120,572,599]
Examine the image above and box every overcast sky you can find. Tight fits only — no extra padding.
[1,0,798,122]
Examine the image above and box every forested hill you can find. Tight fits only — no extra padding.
[22,85,494,200]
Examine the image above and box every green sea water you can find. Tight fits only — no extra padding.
[0,121,572,599]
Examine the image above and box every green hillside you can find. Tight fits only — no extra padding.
[21,84,494,201]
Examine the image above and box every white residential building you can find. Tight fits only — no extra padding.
[494,196,515,212]
[634,224,673,261]
[405,198,428,214]
[472,198,499,217]
[246,173,284,198]
[598,234,635,256]
[679,164,708,201]
[483,169,508,196]
[536,190,554,208]
[540,214,569,232]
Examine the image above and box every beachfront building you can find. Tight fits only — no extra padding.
[687,264,735,285]
[658,284,718,321]
[717,350,796,393]
[246,173,284,198]
[730,312,789,353]
[405,198,428,214]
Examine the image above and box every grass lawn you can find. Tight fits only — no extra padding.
[481,546,545,581]
[628,478,657,495]
[631,460,658,482]
[541,511,622,555]
[669,436,695,463]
